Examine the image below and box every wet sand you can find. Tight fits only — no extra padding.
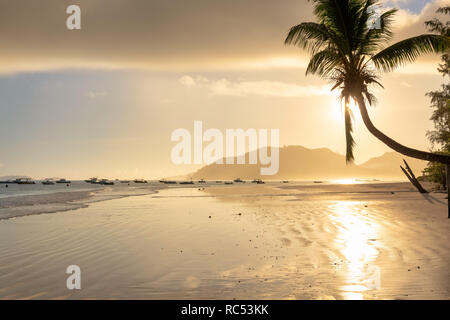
[0,182,448,299]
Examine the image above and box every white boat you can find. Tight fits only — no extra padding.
[15,178,35,184]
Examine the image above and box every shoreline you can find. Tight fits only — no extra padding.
[0,181,444,221]
[0,185,164,220]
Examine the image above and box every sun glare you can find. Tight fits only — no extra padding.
[330,97,360,122]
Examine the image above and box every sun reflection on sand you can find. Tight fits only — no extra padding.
[329,201,380,300]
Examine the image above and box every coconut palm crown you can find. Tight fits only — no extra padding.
[285,0,450,164]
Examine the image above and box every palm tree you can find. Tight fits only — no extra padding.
[285,0,450,165]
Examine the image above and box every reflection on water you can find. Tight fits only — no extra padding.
[329,201,380,299]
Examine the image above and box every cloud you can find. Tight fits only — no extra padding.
[0,0,445,74]
[179,76,331,97]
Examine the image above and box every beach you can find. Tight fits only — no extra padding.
[0,181,448,299]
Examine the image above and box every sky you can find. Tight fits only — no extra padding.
[0,0,447,179]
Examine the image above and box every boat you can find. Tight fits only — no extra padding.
[179,181,194,185]
[56,179,71,184]
[215,181,222,183]
[224,181,234,185]
[100,179,114,185]
[313,181,323,184]
[252,179,265,184]
[85,177,99,184]
[134,179,148,183]
[233,178,245,183]
[198,179,206,183]
[282,180,289,183]
[120,180,130,183]
[42,179,55,185]
[163,181,177,184]
[15,178,35,184]
[0,180,12,184]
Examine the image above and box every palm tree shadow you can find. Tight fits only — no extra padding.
[420,193,447,205]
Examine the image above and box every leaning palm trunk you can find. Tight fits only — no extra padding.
[355,93,450,164]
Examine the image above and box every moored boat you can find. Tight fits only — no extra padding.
[163,181,177,184]
[85,177,99,184]
[252,179,264,184]
[56,178,71,184]
[15,178,35,184]
[100,179,114,185]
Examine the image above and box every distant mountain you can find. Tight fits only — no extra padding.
[359,151,427,176]
[188,146,427,180]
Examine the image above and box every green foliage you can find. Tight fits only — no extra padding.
[423,160,447,189]
[285,0,449,163]
[422,6,450,188]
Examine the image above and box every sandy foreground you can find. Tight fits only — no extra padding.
[0,182,448,299]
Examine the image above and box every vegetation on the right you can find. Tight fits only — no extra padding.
[421,7,450,190]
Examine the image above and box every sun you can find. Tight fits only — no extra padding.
[330,96,360,122]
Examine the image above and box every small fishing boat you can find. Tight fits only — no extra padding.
[313,181,323,184]
[163,181,177,184]
[42,179,55,185]
[120,180,131,183]
[15,178,35,184]
[224,181,233,185]
[134,179,148,183]
[179,181,194,185]
[233,178,245,183]
[56,179,71,184]
[85,177,99,184]
[100,179,114,185]
[198,179,206,183]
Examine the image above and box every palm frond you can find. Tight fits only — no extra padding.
[306,49,341,77]
[371,34,449,72]
[284,22,330,54]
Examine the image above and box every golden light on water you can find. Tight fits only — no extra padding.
[333,179,359,184]
[329,201,381,300]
